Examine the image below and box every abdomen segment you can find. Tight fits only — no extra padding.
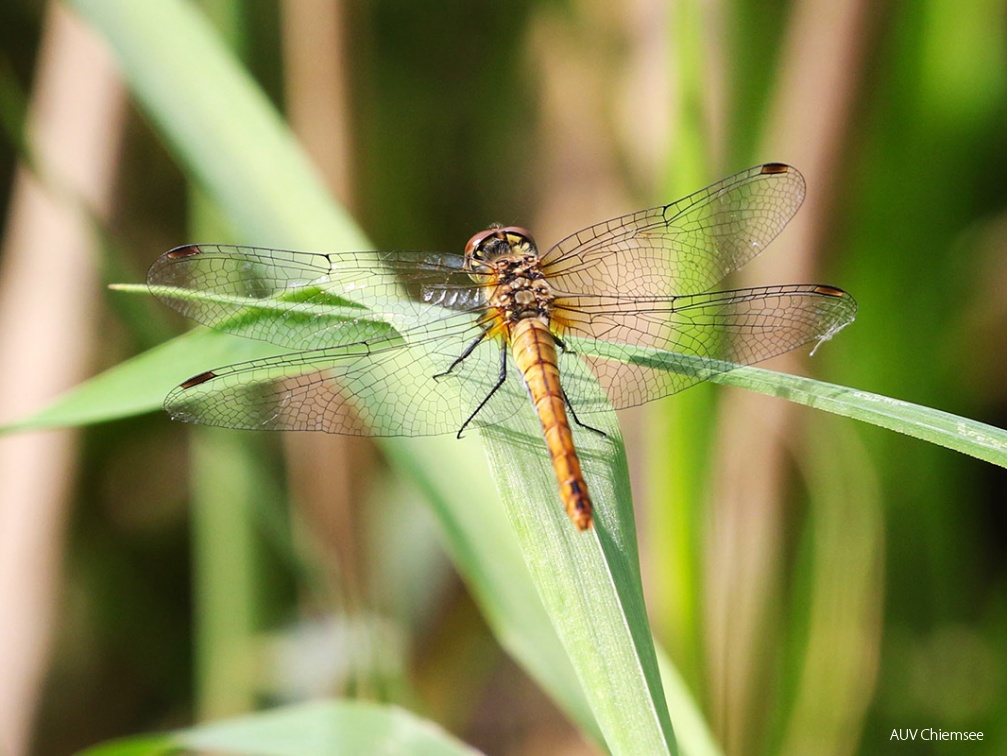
[509,318,593,530]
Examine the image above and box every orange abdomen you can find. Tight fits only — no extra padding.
[509,318,593,530]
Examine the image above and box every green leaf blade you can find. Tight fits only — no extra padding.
[80,700,483,756]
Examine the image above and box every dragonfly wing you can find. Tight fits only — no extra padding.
[148,245,481,351]
[164,318,530,437]
[557,284,857,411]
[541,163,806,298]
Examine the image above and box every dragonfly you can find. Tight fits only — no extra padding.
[148,163,856,531]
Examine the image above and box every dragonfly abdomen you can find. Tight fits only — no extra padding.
[509,318,593,530]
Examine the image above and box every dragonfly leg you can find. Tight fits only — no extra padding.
[455,343,508,439]
[552,333,574,354]
[553,333,605,437]
[562,386,607,438]
[435,327,491,380]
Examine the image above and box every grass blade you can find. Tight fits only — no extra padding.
[80,700,483,756]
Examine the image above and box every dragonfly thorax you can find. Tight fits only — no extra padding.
[488,257,556,324]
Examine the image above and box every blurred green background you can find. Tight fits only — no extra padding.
[0,0,1005,754]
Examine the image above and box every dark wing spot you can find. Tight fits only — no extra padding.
[165,245,203,260]
[180,370,218,389]
[813,285,848,297]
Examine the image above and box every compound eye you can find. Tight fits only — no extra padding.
[498,225,534,245]
[465,227,498,259]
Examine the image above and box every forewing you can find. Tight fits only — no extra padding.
[147,244,482,350]
[541,163,806,299]
[556,284,857,412]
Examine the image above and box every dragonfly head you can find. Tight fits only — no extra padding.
[464,225,538,277]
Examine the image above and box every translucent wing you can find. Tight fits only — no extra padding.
[553,284,857,412]
[163,319,532,437]
[147,244,484,350]
[541,163,806,298]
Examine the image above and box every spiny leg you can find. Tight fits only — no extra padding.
[562,386,607,438]
[551,333,606,437]
[455,342,508,439]
[434,327,491,380]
